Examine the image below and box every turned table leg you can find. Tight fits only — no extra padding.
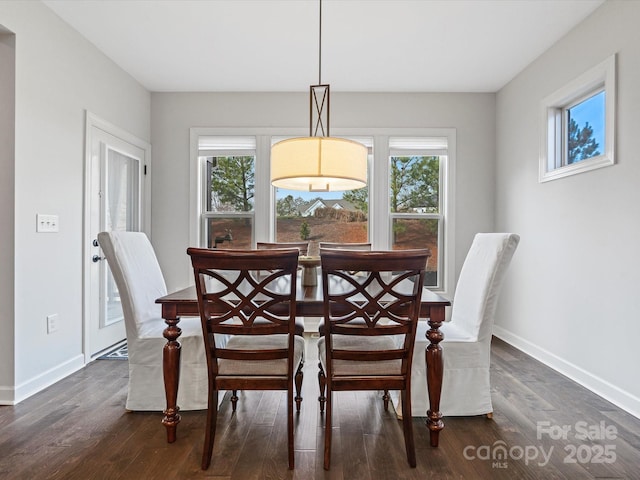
[162,308,182,443]
[425,305,445,447]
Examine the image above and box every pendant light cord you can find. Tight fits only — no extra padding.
[318,0,322,84]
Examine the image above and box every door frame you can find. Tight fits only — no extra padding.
[82,111,152,363]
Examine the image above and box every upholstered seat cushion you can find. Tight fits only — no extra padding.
[318,334,402,376]
[218,334,305,376]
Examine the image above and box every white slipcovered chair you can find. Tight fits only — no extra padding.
[394,232,520,417]
[98,231,209,411]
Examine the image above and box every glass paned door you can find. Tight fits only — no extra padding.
[101,148,140,327]
[87,119,146,357]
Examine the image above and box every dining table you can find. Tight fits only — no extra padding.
[156,269,451,448]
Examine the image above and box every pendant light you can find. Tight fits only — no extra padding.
[270,0,368,192]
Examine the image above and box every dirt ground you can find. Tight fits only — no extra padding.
[276,218,437,268]
[209,216,438,273]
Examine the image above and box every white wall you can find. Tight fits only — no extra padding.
[495,0,640,417]
[0,30,16,393]
[0,1,150,403]
[150,92,496,292]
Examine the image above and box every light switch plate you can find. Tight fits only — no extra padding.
[36,214,59,233]
[47,314,59,333]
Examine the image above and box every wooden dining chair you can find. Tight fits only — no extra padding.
[319,242,372,276]
[257,241,310,256]
[317,242,419,410]
[317,248,430,469]
[187,247,305,470]
[318,241,371,251]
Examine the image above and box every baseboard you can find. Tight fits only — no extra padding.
[0,354,85,405]
[493,325,640,420]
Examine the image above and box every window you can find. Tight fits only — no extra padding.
[566,91,605,165]
[191,128,456,295]
[540,55,615,182]
[388,137,447,288]
[274,136,372,252]
[198,136,255,248]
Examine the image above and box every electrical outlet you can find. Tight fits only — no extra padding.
[36,214,59,233]
[47,314,59,334]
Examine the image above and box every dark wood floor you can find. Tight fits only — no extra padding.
[1,336,639,479]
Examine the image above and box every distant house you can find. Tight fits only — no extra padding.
[299,199,356,217]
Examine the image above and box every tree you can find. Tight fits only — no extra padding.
[340,156,440,215]
[299,220,310,240]
[276,194,308,217]
[210,156,254,212]
[342,187,369,214]
[568,119,600,164]
[390,156,439,213]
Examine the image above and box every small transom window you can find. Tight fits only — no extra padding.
[539,55,615,182]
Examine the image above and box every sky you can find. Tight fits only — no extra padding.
[570,90,605,151]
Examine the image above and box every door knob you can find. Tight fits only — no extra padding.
[92,255,104,263]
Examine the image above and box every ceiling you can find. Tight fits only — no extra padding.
[42,0,604,93]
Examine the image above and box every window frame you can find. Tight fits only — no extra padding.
[197,137,257,248]
[190,127,456,297]
[387,138,448,290]
[539,54,615,183]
